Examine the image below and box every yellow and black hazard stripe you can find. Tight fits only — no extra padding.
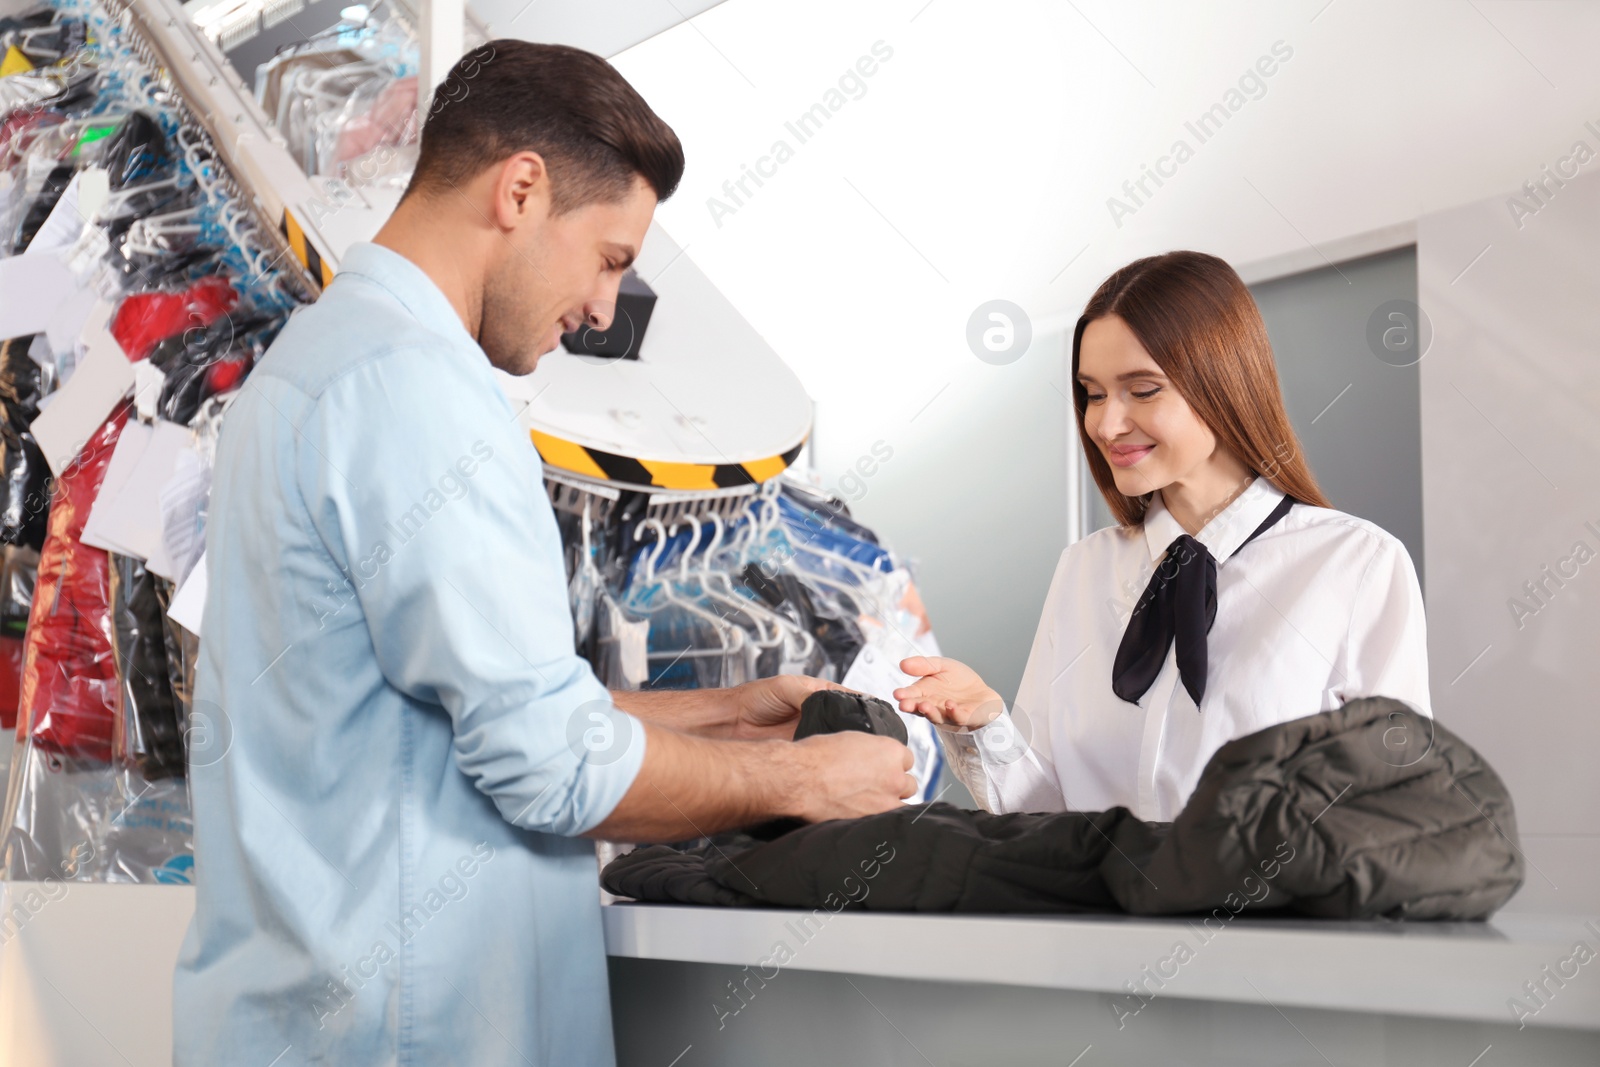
[530,429,804,491]
[280,210,335,289]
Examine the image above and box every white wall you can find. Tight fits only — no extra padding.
[1418,169,1600,915]
[600,0,1600,698]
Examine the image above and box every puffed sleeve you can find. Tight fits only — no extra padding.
[1336,532,1432,716]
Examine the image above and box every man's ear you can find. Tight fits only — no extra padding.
[493,151,551,231]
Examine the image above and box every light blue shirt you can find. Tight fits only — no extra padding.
[173,242,646,1066]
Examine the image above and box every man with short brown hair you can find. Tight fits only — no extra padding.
[174,40,912,1066]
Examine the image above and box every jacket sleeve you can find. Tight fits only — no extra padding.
[298,349,645,837]
[1335,531,1433,717]
[937,550,1070,814]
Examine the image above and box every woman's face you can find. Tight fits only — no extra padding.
[1077,314,1219,499]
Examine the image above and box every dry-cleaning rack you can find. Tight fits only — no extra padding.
[97,0,320,302]
[102,0,813,519]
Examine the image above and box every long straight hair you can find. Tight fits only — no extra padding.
[1072,251,1329,527]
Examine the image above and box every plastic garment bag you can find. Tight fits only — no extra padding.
[1,405,127,880]
[261,10,420,187]
[108,553,185,780]
[0,332,50,549]
[16,403,129,762]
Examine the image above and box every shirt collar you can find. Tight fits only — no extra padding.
[335,242,478,351]
[1142,477,1286,564]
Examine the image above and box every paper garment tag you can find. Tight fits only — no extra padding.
[149,445,208,583]
[0,253,79,340]
[81,419,154,555]
[30,300,136,476]
[79,420,190,561]
[133,361,167,423]
[166,550,207,637]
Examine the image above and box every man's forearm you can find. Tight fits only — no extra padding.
[609,688,735,737]
[583,722,800,841]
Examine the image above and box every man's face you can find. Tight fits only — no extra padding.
[480,172,656,376]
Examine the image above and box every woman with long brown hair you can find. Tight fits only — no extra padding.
[893,251,1431,819]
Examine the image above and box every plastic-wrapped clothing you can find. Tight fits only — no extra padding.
[741,562,863,678]
[108,554,185,779]
[10,162,71,254]
[602,695,1525,922]
[0,106,64,171]
[0,333,50,549]
[779,479,882,547]
[99,110,170,189]
[329,74,417,171]
[0,543,36,729]
[154,574,197,734]
[0,73,64,119]
[147,312,262,425]
[0,631,22,731]
[17,404,130,762]
[0,543,36,631]
[110,276,237,362]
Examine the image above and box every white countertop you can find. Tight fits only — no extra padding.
[603,903,1600,1030]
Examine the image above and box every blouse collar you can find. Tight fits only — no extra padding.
[1142,477,1287,565]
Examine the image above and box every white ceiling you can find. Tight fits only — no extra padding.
[602,0,1600,431]
[469,0,727,59]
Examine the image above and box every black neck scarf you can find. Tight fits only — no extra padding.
[1113,494,1298,709]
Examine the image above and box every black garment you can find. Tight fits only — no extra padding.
[602,693,1523,921]
[108,554,186,779]
[746,690,906,841]
[11,164,73,255]
[99,111,170,190]
[1113,493,1296,707]
[794,688,906,744]
[740,563,864,678]
[0,334,50,550]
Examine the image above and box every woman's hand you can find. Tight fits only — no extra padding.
[893,656,1004,729]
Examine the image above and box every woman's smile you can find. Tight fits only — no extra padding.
[1105,443,1155,468]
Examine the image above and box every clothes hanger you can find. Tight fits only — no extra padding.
[699,512,819,663]
[674,514,782,648]
[628,519,744,667]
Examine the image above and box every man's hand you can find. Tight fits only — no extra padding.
[610,676,842,739]
[892,656,1004,729]
[789,732,916,821]
[726,675,841,740]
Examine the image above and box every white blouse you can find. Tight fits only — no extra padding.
[940,478,1431,822]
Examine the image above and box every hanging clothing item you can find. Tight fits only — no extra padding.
[1113,493,1297,707]
[98,110,170,190]
[941,478,1431,822]
[110,276,238,361]
[17,404,130,762]
[742,562,864,679]
[0,332,50,549]
[602,695,1523,921]
[108,553,186,779]
[9,162,72,253]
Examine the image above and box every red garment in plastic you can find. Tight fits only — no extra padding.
[0,633,23,731]
[110,276,238,362]
[15,403,130,761]
[0,107,65,172]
